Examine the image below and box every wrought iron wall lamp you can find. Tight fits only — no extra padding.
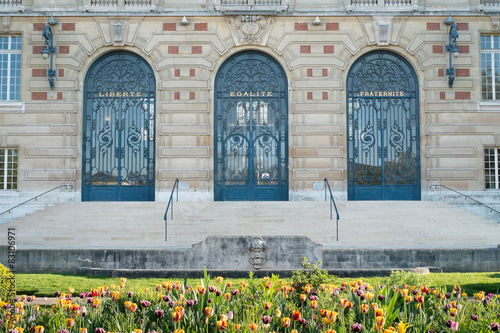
[41,17,57,90]
[445,15,460,88]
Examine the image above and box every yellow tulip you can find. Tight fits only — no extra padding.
[281,317,291,328]
[397,322,411,333]
[66,318,75,327]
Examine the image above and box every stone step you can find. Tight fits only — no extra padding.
[1,200,498,249]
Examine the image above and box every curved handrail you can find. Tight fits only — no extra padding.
[324,178,340,241]
[164,178,179,241]
[0,184,73,217]
[430,184,500,216]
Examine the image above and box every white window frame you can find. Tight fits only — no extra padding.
[485,148,500,190]
[481,35,500,101]
[0,36,21,102]
[0,148,18,190]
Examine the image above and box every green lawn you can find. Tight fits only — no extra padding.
[15,272,500,297]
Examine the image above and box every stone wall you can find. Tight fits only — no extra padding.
[0,4,499,203]
[2,236,499,274]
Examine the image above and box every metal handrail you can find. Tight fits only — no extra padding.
[430,184,500,217]
[0,184,73,217]
[324,178,340,241]
[164,178,179,241]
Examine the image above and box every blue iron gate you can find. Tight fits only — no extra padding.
[347,51,420,200]
[214,51,288,201]
[82,52,155,201]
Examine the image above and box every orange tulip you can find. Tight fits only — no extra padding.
[216,320,229,331]
[129,302,137,312]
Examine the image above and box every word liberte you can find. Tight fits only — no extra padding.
[98,92,144,97]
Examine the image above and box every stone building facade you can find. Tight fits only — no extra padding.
[0,0,499,210]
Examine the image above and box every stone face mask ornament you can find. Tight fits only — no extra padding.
[247,236,267,269]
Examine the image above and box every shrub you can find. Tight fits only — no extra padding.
[0,261,15,301]
[384,269,428,288]
[291,257,336,292]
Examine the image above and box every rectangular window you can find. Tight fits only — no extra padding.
[0,148,18,190]
[0,36,21,101]
[485,148,500,190]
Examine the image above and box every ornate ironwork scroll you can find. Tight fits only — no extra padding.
[215,51,288,201]
[347,51,420,200]
[83,52,155,201]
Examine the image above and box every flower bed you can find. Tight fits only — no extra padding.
[3,271,500,333]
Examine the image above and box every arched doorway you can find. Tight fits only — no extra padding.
[82,51,156,201]
[214,51,288,201]
[347,51,420,200]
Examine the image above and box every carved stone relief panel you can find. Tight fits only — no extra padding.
[247,236,267,269]
[227,15,274,46]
